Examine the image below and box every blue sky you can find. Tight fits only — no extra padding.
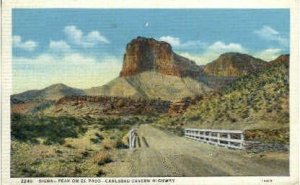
[13,9,290,93]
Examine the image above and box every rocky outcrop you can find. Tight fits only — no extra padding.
[267,54,289,66]
[120,37,201,78]
[168,96,203,116]
[203,52,266,77]
[53,95,171,116]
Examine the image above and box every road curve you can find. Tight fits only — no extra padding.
[107,124,288,177]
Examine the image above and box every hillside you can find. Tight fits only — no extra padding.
[42,95,170,117]
[199,52,267,89]
[11,38,271,102]
[85,71,211,101]
[11,83,85,102]
[203,52,266,77]
[155,55,289,143]
[86,37,211,101]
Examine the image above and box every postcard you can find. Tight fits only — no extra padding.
[1,0,299,184]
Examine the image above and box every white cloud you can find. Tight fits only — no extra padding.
[49,40,71,53]
[159,36,205,49]
[255,48,283,61]
[178,52,206,65]
[64,26,82,45]
[254,25,288,47]
[159,36,181,47]
[13,35,38,51]
[159,35,284,64]
[13,53,121,93]
[179,41,284,65]
[208,41,244,52]
[64,25,109,48]
[179,41,246,65]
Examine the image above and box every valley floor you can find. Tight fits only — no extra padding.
[105,124,289,177]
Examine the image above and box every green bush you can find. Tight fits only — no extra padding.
[11,114,88,144]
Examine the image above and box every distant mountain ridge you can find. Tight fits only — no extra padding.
[199,52,267,89]
[11,83,85,102]
[203,52,266,77]
[11,37,288,102]
[86,37,212,100]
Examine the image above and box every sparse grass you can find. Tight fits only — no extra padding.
[92,151,113,166]
[11,114,88,144]
[102,139,117,150]
[11,114,141,177]
[155,61,289,143]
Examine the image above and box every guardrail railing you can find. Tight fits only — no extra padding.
[184,128,245,149]
[128,129,137,149]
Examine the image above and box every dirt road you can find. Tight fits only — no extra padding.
[106,124,288,177]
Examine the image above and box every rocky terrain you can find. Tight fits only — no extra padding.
[85,71,211,101]
[12,37,273,102]
[44,96,170,117]
[10,36,290,177]
[86,37,213,100]
[156,55,289,144]
[120,37,201,78]
[203,52,266,77]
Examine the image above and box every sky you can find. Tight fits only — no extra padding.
[13,9,290,93]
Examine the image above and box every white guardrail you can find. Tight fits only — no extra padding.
[184,128,245,149]
[128,129,137,149]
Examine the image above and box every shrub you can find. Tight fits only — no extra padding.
[102,139,116,150]
[65,144,75,149]
[115,139,127,149]
[96,170,105,177]
[90,138,101,144]
[11,114,88,144]
[92,152,113,166]
[81,151,89,158]
[95,133,104,140]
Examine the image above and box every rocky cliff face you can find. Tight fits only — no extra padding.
[267,54,289,66]
[120,37,201,78]
[203,52,266,77]
[49,96,171,117]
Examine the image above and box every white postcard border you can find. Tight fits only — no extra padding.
[1,0,299,185]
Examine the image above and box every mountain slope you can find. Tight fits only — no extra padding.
[11,83,86,102]
[85,71,211,101]
[156,55,289,140]
[85,37,211,101]
[203,52,266,77]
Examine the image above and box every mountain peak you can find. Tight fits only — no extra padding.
[12,83,85,101]
[134,36,169,44]
[203,52,266,77]
[218,52,261,60]
[267,54,289,66]
[119,37,201,78]
[273,54,289,62]
[45,83,68,89]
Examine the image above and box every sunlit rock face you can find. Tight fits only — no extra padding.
[120,36,201,78]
